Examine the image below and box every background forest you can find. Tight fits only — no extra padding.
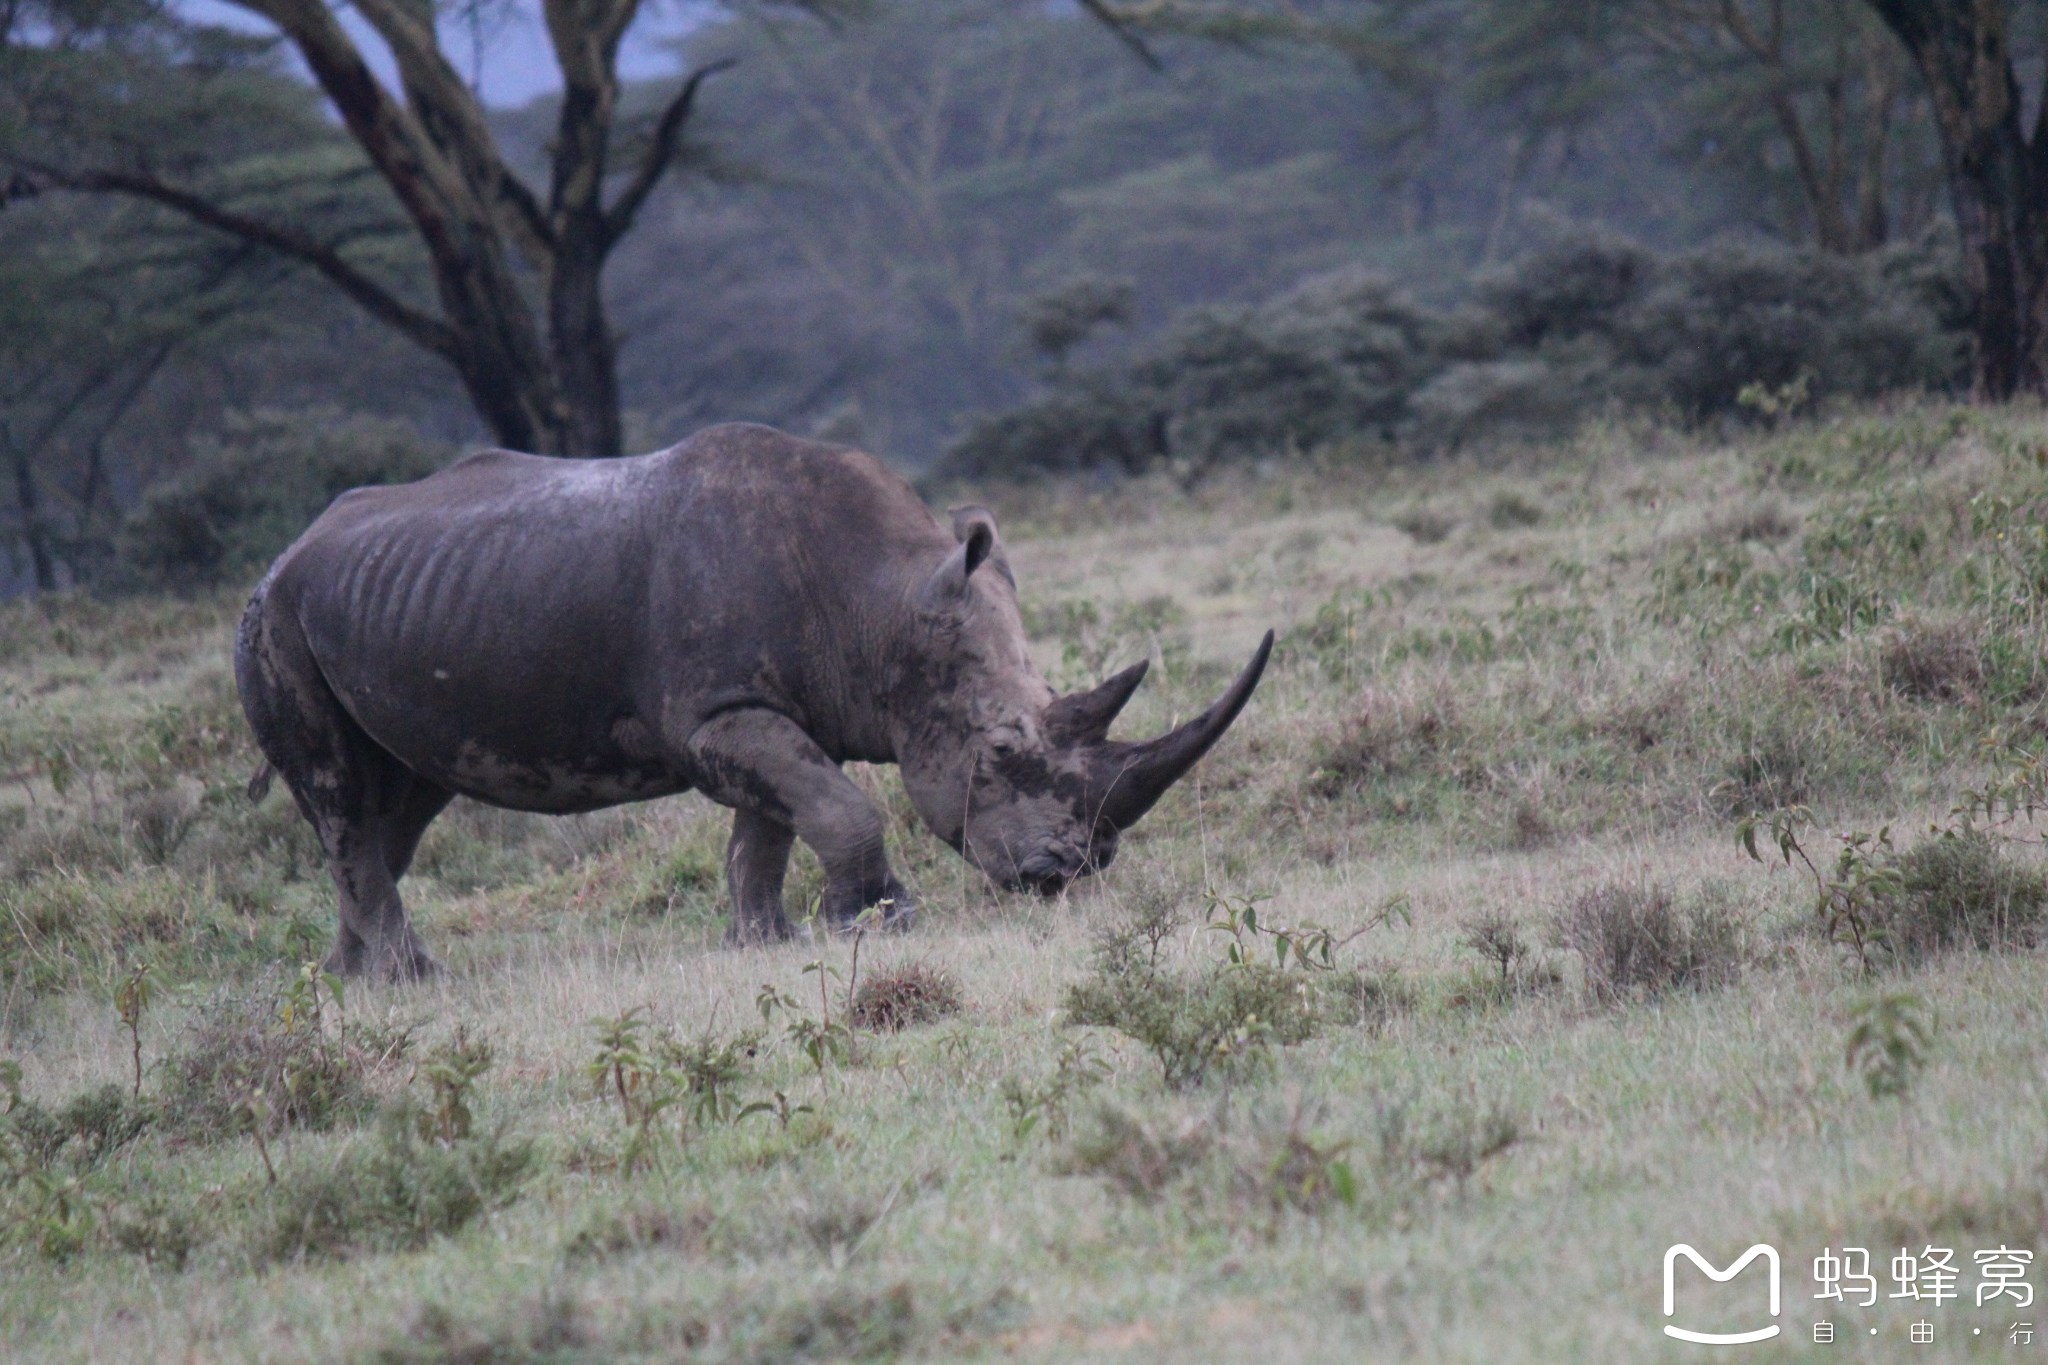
[0,0,2031,592]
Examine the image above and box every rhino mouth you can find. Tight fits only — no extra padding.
[1011,835,1121,896]
[1013,849,1091,896]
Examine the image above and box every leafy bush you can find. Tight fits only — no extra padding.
[1552,881,1748,1003]
[154,990,372,1141]
[943,382,1164,479]
[1881,830,2047,957]
[2,1084,151,1175]
[1062,911,1322,1090]
[114,408,448,589]
[258,1101,536,1263]
[940,231,1966,479]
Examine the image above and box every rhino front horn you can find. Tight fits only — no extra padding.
[1089,630,1274,831]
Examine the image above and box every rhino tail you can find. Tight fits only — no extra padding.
[247,762,275,804]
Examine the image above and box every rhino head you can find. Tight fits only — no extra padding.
[893,507,1273,896]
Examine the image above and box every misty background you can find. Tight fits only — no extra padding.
[0,0,2018,594]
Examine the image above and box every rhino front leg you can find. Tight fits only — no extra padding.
[724,808,795,945]
[686,709,916,934]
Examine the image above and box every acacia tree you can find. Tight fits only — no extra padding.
[1623,0,1922,255]
[1861,0,2048,396]
[1082,0,1933,257]
[10,0,753,457]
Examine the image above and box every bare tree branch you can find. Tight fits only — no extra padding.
[16,163,458,359]
[1077,0,1166,71]
[604,57,737,248]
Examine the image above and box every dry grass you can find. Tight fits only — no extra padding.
[4,403,2048,1361]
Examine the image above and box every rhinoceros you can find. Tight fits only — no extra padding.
[235,422,1271,980]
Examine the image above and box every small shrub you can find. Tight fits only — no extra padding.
[378,1290,600,1365]
[1062,918,1321,1089]
[1396,1096,1524,1197]
[755,1282,920,1362]
[1553,881,1748,1003]
[114,408,448,590]
[1845,992,1933,1099]
[1458,908,1531,990]
[2,1084,151,1175]
[1709,500,1798,544]
[109,1191,205,1271]
[1881,829,2048,956]
[849,961,963,1032]
[1000,1038,1113,1143]
[155,992,372,1141]
[1715,719,1818,816]
[1321,963,1416,1031]
[1393,506,1456,544]
[1881,619,1984,703]
[52,1085,151,1168]
[563,1205,714,1263]
[258,1101,537,1263]
[414,1026,493,1145]
[1227,1100,1361,1229]
[1486,490,1544,530]
[1057,1103,1211,1202]
[123,782,202,865]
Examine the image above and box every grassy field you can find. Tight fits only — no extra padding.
[3,402,2047,1362]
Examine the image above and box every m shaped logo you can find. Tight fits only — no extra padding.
[1663,1244,1782,1344]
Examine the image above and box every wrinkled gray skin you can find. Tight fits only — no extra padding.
[235,423,1272,981]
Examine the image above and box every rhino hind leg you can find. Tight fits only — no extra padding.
[236,599,446,983]
[686,708,916,937]
[724,809,795,946]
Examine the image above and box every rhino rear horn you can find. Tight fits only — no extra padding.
[1089,630,1274,830]
[1044,659,1149,746]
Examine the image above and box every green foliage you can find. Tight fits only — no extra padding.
[415,1026,492,1146]
[1060,1091,1521,1228]
[1205,885,1408,971]
[1000,1038,1113,1144]
[1058,1103,1213,1202]
[945,231,1966,479]
[1063,902,1324,1090]
[586,1007,764,1169]
[107,1190,203,1271]
[1742,778,2048,969]
[1888,830,2047,956]
[1740,806,1902,970]
[153,984,372,1142]
[113,408,447,589]
[2,1084,150,1178]
[1844,993,1933,1100]
[257,1102,537,1264]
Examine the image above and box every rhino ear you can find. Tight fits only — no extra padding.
[924,507,1001,606]
[1045,659,1149,746]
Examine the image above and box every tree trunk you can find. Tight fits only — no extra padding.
[24,0,730,459]
[10,449,58,592]
[1865,0,2048,398]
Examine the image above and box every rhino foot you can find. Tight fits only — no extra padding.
[830,881,917,935]
[725,912,796,948]
[325,928,444,984]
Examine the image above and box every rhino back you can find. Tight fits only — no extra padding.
[266,426,943,810]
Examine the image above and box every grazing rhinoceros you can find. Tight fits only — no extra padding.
[235,422,1272,980]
